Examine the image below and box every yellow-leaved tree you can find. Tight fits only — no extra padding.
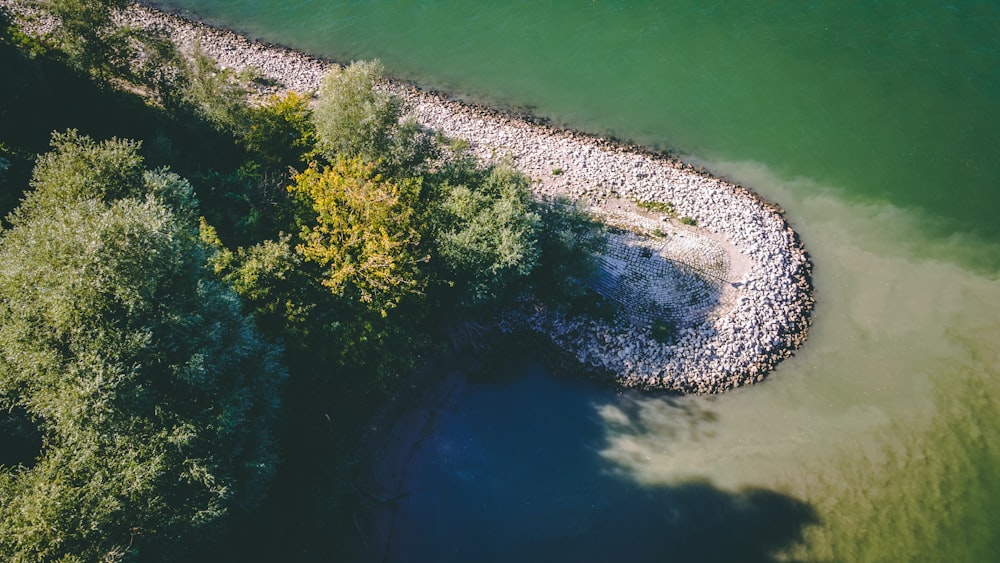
[288,156,428,316]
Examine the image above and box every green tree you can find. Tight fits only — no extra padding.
[181,45,252,137]
[312,61,436,175]
[182,62,316,247]
[241,91,316,169]
[0,132,285,561]
[203,216,423,394]
[201,223,316,345]
[432,162,541,309]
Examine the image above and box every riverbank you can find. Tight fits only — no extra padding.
[17,1,814,393]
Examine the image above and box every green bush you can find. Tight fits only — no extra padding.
[181,46,252,137]
[241,91,315,169]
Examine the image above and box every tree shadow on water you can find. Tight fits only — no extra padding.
[371,360,818,563]
[539,478,818,563]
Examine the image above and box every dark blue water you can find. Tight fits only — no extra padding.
[384,363,815,562]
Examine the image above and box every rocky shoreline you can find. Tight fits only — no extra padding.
[24,1,815,393]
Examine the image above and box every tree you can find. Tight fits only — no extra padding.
[312,61,436,176]
[288,156,428,317]
[0,132,285,560]
[180,45,252,137]
[241,91,315,170]
[201,223,316,346]
[432,162,541,309]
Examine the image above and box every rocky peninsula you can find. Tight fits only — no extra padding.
[35,1,817,393]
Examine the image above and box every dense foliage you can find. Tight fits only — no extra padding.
[0,4,608,558]
[432,161,541,309]
[0,133,286,561]
[289,157,428,315]
[313,60,436,176]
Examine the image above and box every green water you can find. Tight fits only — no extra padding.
[152,1,1000,560]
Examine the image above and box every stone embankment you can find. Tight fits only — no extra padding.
[23,1,815,393]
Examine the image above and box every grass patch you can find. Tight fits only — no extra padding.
[551,167,564,176]
[636,200,676,215]
[636,201,697,227]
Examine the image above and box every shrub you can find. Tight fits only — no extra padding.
[432,162,541,309]
[241,91,315,168]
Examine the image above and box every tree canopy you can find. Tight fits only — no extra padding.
[432,162,541,309]
[0,132,286,561]
[312,60,435,176]
[289,156,428,316]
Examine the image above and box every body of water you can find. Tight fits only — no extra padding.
[154,1,1000,560]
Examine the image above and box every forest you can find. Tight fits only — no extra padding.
[0,2,607,559]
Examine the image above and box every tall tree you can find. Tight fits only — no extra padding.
[0,132,285,561]
[312,61,436,176]
[288,156,428,317]
[432,162,541,310]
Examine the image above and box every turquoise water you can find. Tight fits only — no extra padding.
[152,1,1000,560]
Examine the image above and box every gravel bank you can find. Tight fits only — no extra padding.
[14,1,815,393]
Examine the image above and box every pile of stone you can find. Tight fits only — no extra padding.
[394,88,814,392]
[21,1,814,393]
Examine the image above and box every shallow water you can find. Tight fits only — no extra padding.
[152,1,1000,560]
[379,179,1000,561]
